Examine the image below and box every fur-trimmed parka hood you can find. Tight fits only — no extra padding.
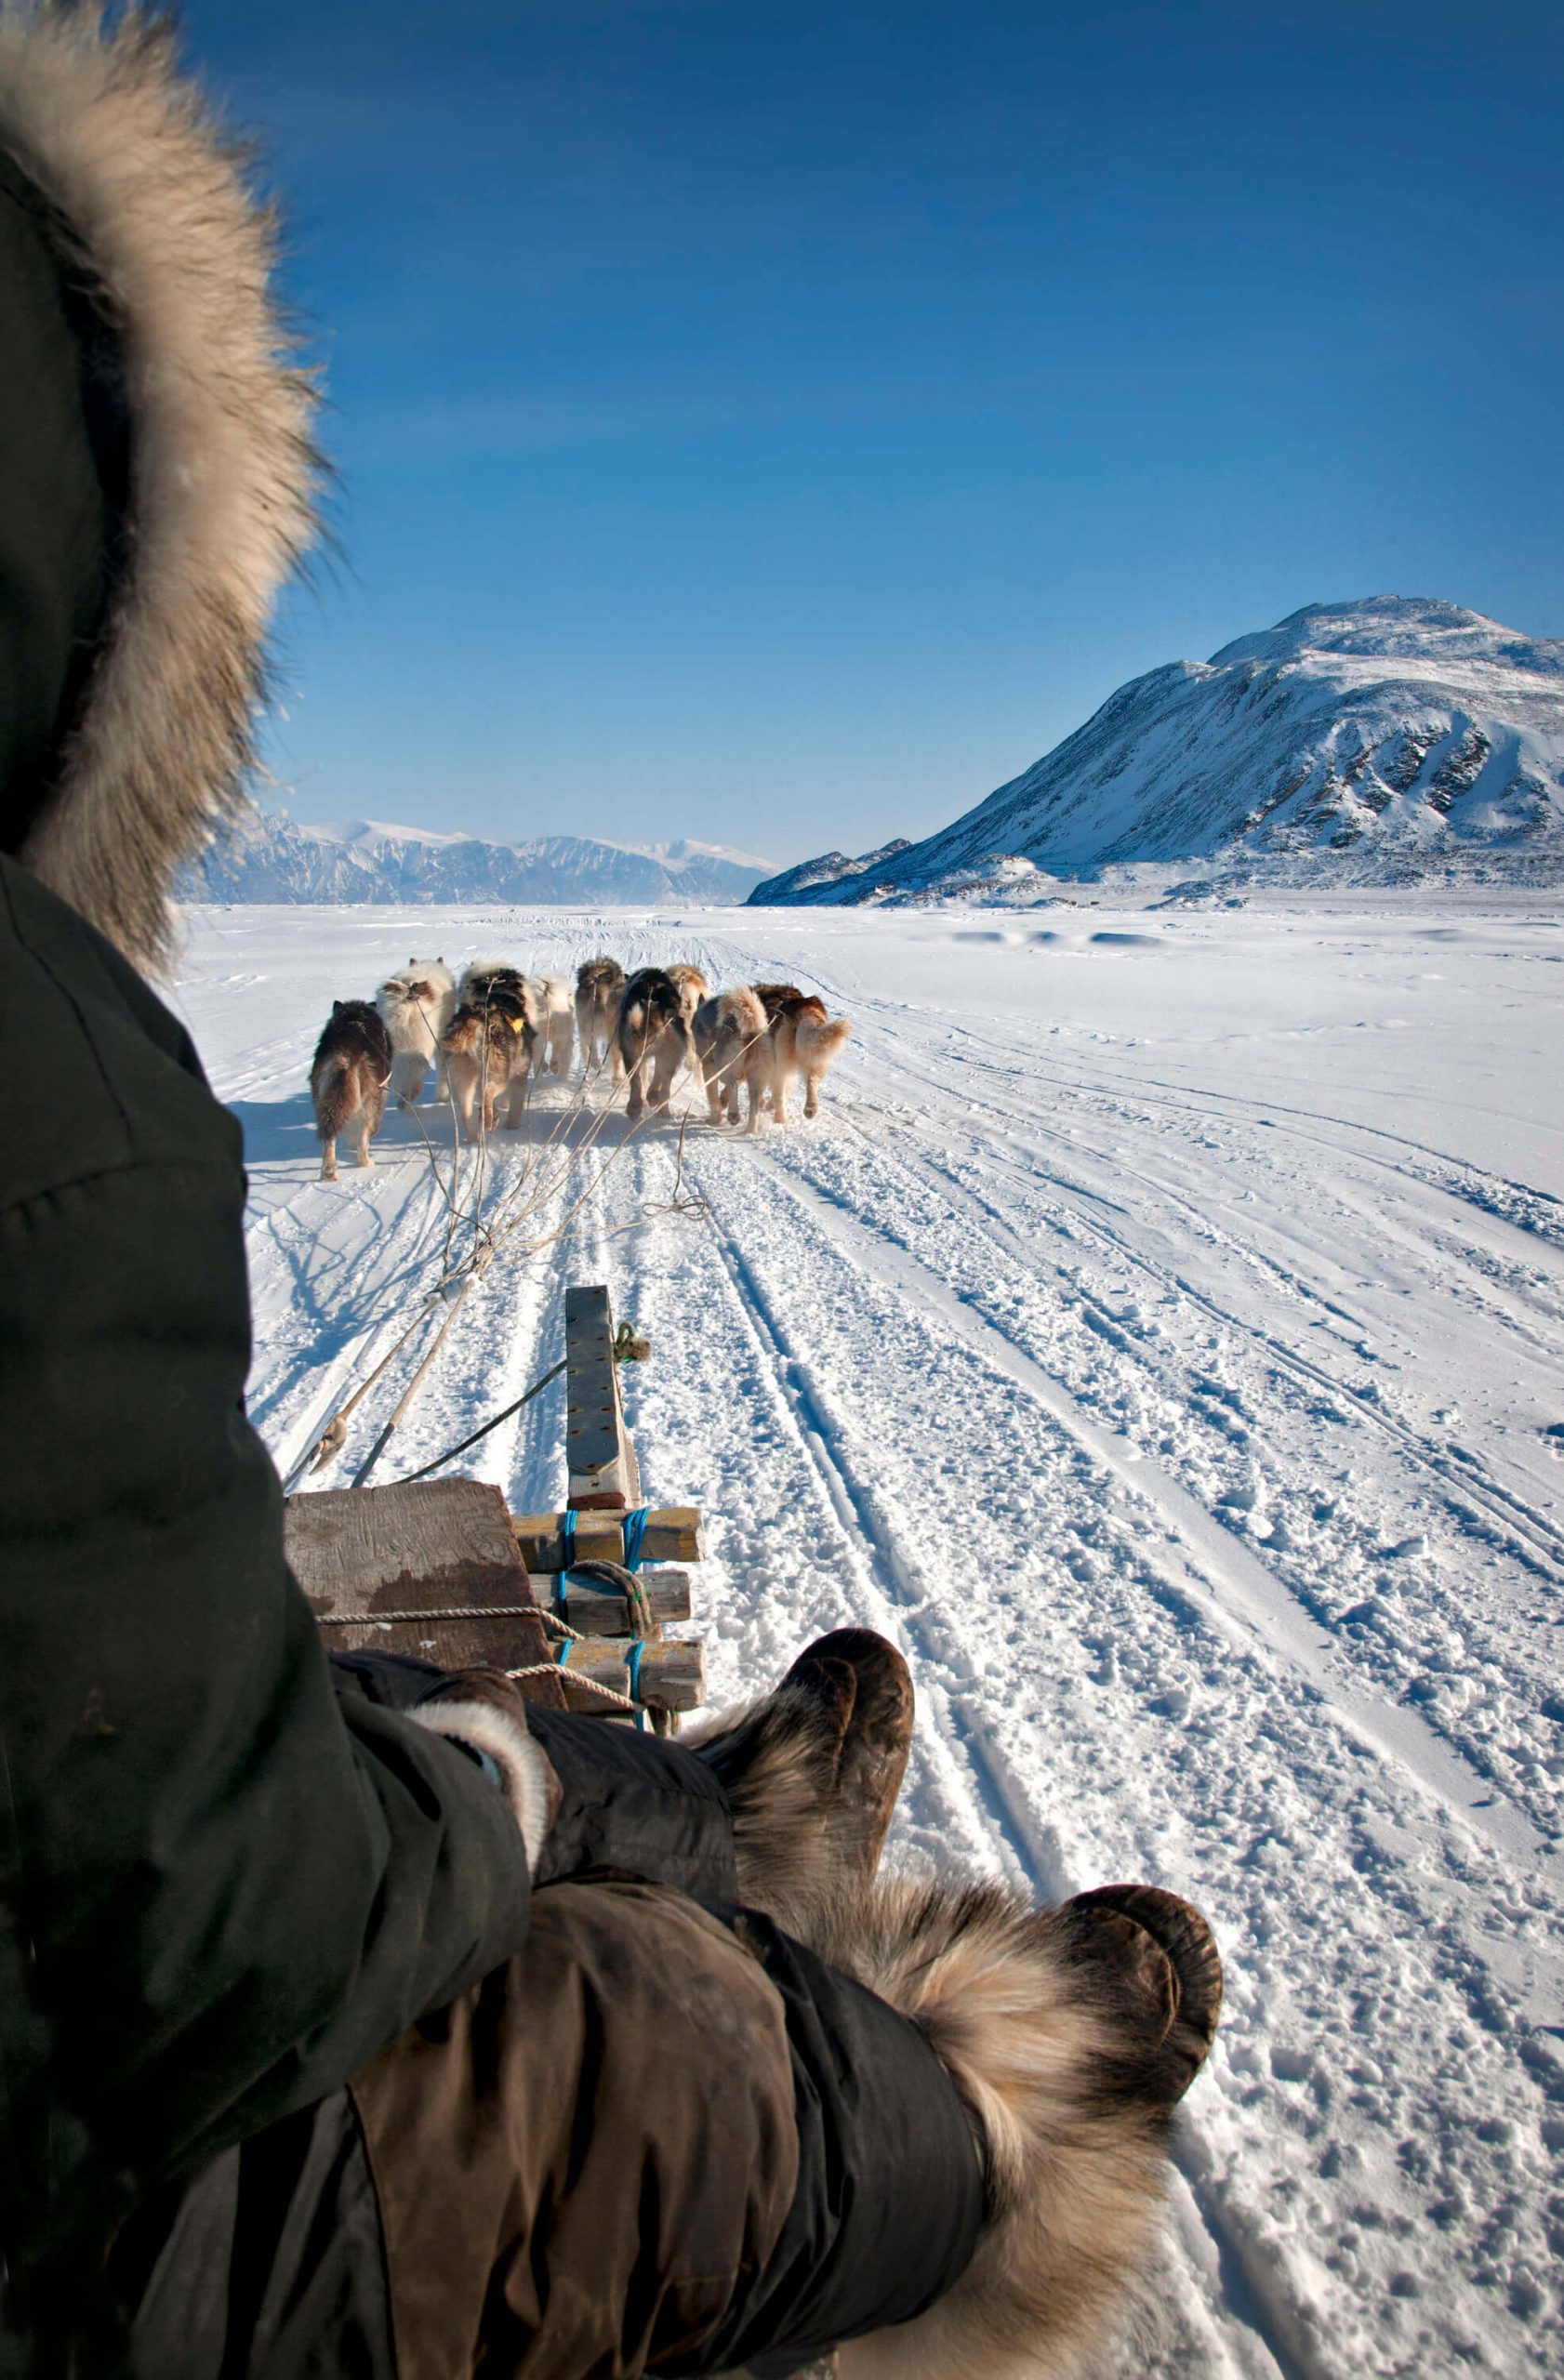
[0,2,320,976]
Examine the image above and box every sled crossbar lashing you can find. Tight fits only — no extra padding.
[285,1286,708,1728]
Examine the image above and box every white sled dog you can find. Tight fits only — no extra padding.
[691,986,770,1128]
[575,956,625,1082]
[442,962,536,1141]
[377,958,455,1107]
[766,989,852,1126]
[526,973,576,1078]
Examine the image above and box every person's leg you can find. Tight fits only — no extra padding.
[350,1882,800,2380]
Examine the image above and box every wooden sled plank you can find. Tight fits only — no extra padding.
[286,1478,567,1702]
[513,1507,706,1570]
[564,1283,641,1510]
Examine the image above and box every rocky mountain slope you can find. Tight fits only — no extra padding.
[749,597,1564,905]
[188,814,772,907]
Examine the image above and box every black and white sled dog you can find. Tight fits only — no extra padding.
[310,1000,392,1181]
[377,958,456,1106]
[526,973,576,1079]
[575,956,625,1081]
[442,962,536,1141]
[617,966,690,1121]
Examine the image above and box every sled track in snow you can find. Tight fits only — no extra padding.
[851,1103,1564,1588]
[686,1146,1309,2380]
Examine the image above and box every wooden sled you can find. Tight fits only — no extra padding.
[285,1285,708,1730]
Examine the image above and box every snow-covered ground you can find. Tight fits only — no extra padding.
[176,893,1564,2380]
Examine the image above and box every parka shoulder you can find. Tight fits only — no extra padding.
[0,854,240,1214]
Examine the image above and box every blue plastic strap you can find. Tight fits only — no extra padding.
[621,1506,649,1572]
[555,1639,571,1668]
[560,1509,577,1569]
[626,1636,646,1730]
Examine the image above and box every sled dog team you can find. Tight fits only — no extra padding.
[310,954,852,1179]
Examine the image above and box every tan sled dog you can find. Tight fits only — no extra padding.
[574,956,625,1081]
[769,990,852,1124]
[692,986,770,1127]
[310,1000,392,1181]
[442,964,535,1141]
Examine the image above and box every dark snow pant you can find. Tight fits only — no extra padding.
[351,1879,985,2379]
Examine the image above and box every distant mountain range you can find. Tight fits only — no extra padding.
[187,815,774,906]
[749,597,1564,906]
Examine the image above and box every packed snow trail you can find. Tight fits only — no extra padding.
[178,895,1564,2380]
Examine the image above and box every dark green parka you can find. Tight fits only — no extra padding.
[0,12,538,2343]
[0,855,540,2339]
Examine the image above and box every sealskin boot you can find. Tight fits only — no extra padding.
[691,1628,915,1931]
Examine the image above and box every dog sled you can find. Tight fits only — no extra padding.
[286,1285,712,1736]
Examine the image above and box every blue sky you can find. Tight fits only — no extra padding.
[191,0,1563,865]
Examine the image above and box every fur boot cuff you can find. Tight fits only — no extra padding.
[801,1874,1221,2380]
[410,1699,556,1878]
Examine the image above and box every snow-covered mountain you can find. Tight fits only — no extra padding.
[748,839,914,905]
[187,814,774,906]
[750,597,1564,906]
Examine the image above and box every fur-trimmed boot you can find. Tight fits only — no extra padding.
[806,1873,1223,2379]
[689,1628,914,1930]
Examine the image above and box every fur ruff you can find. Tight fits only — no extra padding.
[408,1699,555,1875]
[0,2,322,976]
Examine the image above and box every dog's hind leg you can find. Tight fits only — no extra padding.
[319,1135,338,1182]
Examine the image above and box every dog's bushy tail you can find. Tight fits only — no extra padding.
[795,1012,852,1066]
[311,1056,357,1144]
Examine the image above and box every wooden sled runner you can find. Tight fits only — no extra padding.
[285,1285,708,1731]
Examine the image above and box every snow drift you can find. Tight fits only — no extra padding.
[749,597,1564,906]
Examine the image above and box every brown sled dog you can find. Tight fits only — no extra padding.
[617,966,690,1121]
[310,1000,392,1182]
[574,956,625,1082]
[696,1647,1223,2380]
[691,985,770,1127]
[442,963,536,1142]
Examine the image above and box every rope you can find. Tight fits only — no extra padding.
[318,1604,544,1626]
[501,1660,641,1713]
[620,1505,648,1571]
[393,1357,566,1486]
